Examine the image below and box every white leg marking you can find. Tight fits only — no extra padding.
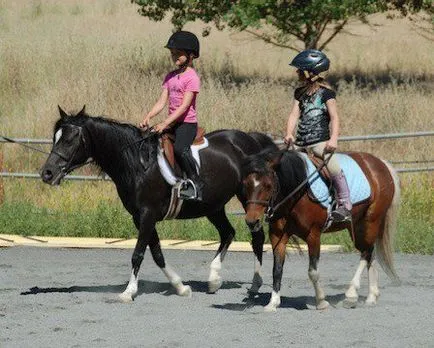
[162,264,192,297]
[308,268,329,310]
[119,270,138,302]
[208,254,223,293]
[345,259,367,300]
[264,290,281,312]
[366,260,380,305]
[248,256,263,294]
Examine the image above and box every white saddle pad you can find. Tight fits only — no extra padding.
[157,138,209,186]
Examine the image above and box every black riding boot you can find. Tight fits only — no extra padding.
[179,149,203,201]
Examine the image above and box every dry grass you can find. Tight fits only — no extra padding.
[0,1,432,248]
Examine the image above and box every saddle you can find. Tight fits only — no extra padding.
[303,150,332,182]
[160,127,205,171]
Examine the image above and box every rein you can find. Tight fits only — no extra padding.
[254,149,333,220]
[1,128,94,178]
[0,135,52,156]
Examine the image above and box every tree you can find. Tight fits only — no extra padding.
[132,0,432,51]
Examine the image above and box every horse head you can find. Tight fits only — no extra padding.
[242,149,283,233]
[40,105,91,185]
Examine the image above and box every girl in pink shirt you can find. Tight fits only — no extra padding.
[139,31,203,201]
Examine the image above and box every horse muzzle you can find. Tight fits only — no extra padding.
[246,218,263,234]
[40,166,65,186]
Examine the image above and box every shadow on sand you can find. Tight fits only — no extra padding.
[212,292,368,311]
[19,279,243,297]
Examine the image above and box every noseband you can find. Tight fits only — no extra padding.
[246,171,280,215]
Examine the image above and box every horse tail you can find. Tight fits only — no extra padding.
[375,160,401,284]
[247,132,278,151]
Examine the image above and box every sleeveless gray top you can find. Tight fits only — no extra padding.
[294,86,336,146]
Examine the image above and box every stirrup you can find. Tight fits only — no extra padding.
[331,207,352,222]
[178,179,201,201]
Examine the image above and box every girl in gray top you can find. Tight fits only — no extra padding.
[284,49,351,222]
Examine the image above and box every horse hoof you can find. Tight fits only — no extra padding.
[178,285,192,298]
[343,297,358,309]
[208,277,223,294]
[316,300,329,310]
[264,304,278,312]
[365,296,377,306]
[118,292,134,303]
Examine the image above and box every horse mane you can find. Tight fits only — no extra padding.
[242,148,285,177]
[242,148,307,195]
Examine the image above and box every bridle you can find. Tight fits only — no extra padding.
[48,125,93,180]
[245,150,333,221]
[246,170,280,210]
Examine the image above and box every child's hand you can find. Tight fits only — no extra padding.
[284,134,295,145]
[154,121,169,134]
[325,139,337,153]
[139,116,151,129]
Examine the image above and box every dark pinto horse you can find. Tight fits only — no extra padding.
[242,149,400,311]
[40,106,277,301]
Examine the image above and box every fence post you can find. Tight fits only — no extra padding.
[0,149,4,205]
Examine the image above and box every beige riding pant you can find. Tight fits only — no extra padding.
[295,141,342,176]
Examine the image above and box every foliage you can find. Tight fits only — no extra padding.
[132,0,432,50]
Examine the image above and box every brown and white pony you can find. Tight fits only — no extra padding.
[242,149,400,311]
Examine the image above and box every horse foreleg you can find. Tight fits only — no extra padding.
[248,225,265,294]
[149,228,192,297]
[119,234,148,302]
[307,232,329,310]
[207,210,235,293]
[264,226,288,312]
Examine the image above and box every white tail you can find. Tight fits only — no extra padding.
[374,160,401,283]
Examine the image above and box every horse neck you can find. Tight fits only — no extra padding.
[86,120,156,184]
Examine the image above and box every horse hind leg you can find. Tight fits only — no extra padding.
[365,258,380,306]
[206,210,235,293]
[344,257,367,307]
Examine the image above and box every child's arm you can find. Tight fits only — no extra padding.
[139,89,169,128]
[284,100,300,144]
[325,98,339,152]
[154,91,196,133]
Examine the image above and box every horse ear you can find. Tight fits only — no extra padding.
[268,151,284,170]
[78,105,86,116]
[58,105,68,119]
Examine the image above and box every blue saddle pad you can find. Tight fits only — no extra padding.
[299,153,371,209]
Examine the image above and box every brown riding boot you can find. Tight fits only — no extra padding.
[331,170,352,222]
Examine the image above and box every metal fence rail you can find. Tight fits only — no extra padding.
[1,131,433,179]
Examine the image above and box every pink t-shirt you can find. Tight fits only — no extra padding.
[162,68,200,123]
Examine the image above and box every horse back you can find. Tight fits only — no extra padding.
[347,152,396,209]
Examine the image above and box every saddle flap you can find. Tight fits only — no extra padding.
[161,127,206,170]
[307,152,331,182]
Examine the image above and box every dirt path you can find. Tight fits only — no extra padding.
[1,247,433,347]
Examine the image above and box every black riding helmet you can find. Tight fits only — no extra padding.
[290,49,330,76]
[165,31,200,58]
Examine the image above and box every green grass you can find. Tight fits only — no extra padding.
[0,174,432,254]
